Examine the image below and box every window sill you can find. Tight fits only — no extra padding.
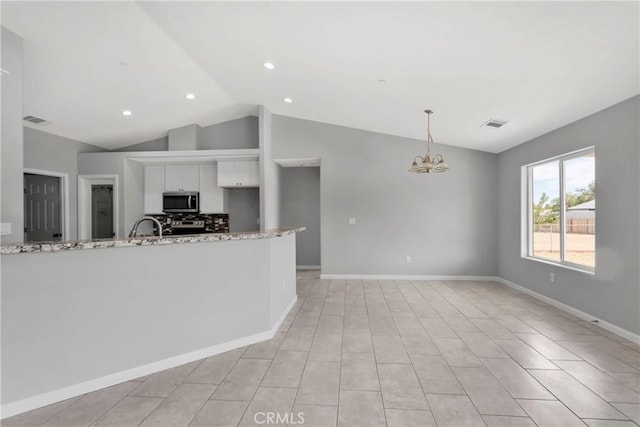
[521,256,595,275]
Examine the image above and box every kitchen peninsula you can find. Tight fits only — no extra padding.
[0,227,303,417]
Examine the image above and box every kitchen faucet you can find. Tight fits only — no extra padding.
[128,216,163,238]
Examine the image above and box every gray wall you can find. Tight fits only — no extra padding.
[114,117,258,152]
[1,27,24,243]
[272,115,499,276]
[115,136,168,152]
[227,189,260,232]
[169,124,199,151]
[497,96,640,335]
[24,128,105,240]
[198,116,258,150]
[78,152,145,238]
[280,167,321,267]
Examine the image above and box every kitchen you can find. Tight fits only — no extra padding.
[0,4,317,414]
[1,112,307,417]
[76,124,263,241]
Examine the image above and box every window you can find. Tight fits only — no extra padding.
[524,148,595,272]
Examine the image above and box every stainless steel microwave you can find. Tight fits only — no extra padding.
[162,192,199,213]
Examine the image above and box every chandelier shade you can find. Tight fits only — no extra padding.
[408,110,449,174]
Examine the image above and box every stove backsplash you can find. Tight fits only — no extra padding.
[149,213,230,235]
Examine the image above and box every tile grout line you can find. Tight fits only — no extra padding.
[401,280,443,420]
[134,354,205,427]
[288,276,328,423]
[334,278,349,427]
[418,280,489,427]
[92,383,167,427]
[430,280,590,424]
[443,281,611,426]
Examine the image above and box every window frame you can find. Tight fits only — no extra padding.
[521,147,595,274]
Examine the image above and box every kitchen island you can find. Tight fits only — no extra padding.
[0,228,303,418]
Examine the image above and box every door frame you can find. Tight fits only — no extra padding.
[23,168,70,241]
[78,175,119,240]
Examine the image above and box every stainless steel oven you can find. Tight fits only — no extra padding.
[162,192,199,213]
[170,219,206,235]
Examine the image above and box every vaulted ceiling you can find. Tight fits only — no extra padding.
[2,1,638,152]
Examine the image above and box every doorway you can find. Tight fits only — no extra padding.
[24,173,63,242]
[78,175,119,240]
[280,166,321,269]
[91,185,114,239]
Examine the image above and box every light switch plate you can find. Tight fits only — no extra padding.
[0,223,12,235]
[348,217,356,225]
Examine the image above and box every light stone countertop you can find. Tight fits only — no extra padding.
[0,227,305,255]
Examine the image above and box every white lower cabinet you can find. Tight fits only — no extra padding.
[217,160,259,187]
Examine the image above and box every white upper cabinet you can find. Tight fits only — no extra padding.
[144,165,165,214]
[199,164,225,213]
[217,160,259,188]
[181,166,199,191]
[144,164,226,214]
[216,162,237,187]
[164,165,199,191]
[237,161,260,186]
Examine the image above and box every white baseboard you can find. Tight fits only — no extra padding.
[496,277,640,344]
[297,265,320,270]
[0,296,297,420]
[319,274,497,281]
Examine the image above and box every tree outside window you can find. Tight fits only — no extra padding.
[527,148,595,270]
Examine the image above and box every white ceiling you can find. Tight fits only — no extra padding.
[1,1,254,149]
[2,1,638,152]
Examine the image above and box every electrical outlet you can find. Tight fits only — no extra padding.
[282,281,286,291]
[550,272,555,283]
[348,217,356,225]
[0,223,12,235]
[406,256,411,264]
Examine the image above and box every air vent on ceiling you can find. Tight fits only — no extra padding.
[482,119,508,128]
[23,115,47,124]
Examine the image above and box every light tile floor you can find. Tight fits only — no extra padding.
[5,270,640,426]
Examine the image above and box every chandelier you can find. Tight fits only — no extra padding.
[408,109,449,174]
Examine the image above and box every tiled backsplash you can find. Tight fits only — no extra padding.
[149,213,230,234]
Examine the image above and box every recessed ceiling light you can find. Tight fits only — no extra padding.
[186,93,195,100]
[122,110,132,116]
[264,62,275,70]
[283,97,293,103]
